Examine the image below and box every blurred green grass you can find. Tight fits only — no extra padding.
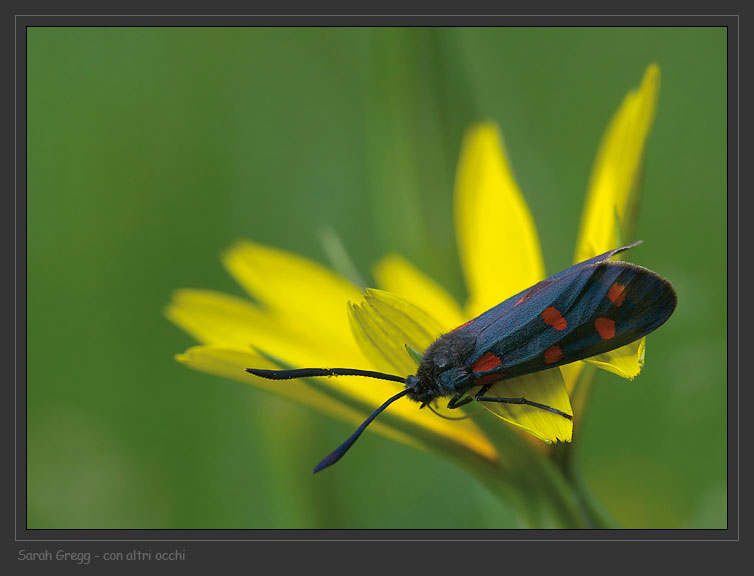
[27,27,726,528]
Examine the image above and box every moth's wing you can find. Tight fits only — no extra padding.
[465,261,676,381]
[452,242,642,338]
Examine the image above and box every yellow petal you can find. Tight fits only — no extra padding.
[166,288,293,347]
[166,284,406,414]
[178,345,355,418]
[222,240,363,355]
[165,288,367,369]
[570,65,659,385]
[574,64,660,263]
[471,370,573,443]
[558,362,586,395]
[584,337,645,380]
[454,123,545,318]
[373,253,466,331]
[348,288,444,376]
[348,302,412,375]
[364,289,445,348]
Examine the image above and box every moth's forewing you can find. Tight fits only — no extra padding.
[451,242,642,341]
[450,244,675,384]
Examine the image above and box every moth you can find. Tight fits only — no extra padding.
[247,242,677,472]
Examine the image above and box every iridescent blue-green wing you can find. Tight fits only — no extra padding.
[450,242,642,340]
[464,260,676,383]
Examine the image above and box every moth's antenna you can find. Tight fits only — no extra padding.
[246,366,410,472]
[246,367,406,384]
[313,388,411,473]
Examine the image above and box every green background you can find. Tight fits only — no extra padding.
[27,27,727,529]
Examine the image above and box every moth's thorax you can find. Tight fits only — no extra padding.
[405,330,476,403]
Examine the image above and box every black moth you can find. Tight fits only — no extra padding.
[247,242,677,472]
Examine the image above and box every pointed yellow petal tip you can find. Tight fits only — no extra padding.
[220,239,256,270]
[642,63,661,92]
[637,62,661,123]
[466,122,502,145]
[584,337,646,380]
[455,121,544,316]
[574,63,661,263]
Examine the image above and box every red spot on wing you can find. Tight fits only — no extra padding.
[607,283,626,306]
[595,317,616,340]
[541,306,567,331]
[475,373,507,386]
[544,345,564,364]
[451,319,473,332]
[514,295,525,307]
[472,352,503,373]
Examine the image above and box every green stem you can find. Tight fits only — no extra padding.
[550,441,619,529]
[460,417,588,529]
[550,366,620,529]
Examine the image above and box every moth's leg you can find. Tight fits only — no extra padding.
[447,377,498,410]
[474,392,573,420]
[476,382,495,396]
[446,393,474,410]
[447,379,498,410]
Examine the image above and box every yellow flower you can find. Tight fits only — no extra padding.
[166,64,660,481]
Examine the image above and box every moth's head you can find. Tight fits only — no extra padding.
[405,361,474,406]
[404,342,449,404]
[404,373,435,404]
